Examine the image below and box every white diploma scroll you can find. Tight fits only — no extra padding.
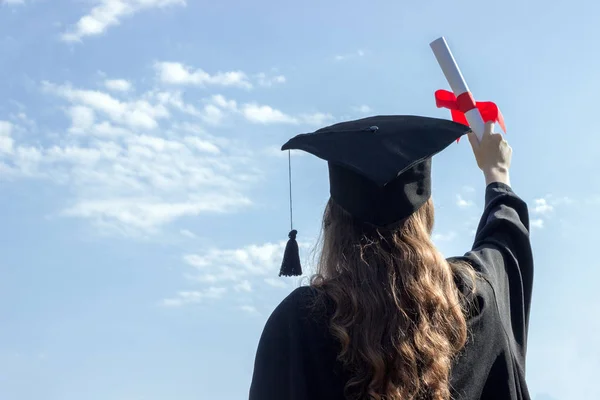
[430,37,486,141]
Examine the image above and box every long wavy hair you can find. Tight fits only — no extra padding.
[311,197,476,400]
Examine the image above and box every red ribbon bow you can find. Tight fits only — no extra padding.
[435,89,506,141]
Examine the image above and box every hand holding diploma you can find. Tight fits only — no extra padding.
[430,37,506,142]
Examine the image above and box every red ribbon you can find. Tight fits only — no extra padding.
[435,89,506,141]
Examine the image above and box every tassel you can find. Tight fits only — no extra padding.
[279,229,302,277]
[279,150,302,277]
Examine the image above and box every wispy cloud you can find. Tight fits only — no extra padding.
[161,287,226,307]
[154,62,252,89]
[1,0,25,5]
[334,49,365,61]
[432,231,457,242]
[2,81,260,235]
[180,229,197,238]
[183,241,290,283]
[104,79,133,92]
[353,105,372,114]
[234,280,252,292]
[456,194,474,208]
[533,198,554,215]
[255,72,286,87]
[43,81,170,130]
[241,103,297,124]
[238,102,332,126]
[2,63,333,237]
[300,112,334,126]
[156,93,333,127]
[0,121,14,154]
[240,305,259,314]
[154,62,289,90]
[531,218,544,229]
[163,239,310,307]
[264,277,287,288]
[61,0,186,42]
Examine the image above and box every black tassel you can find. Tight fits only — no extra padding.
[279,229,302,277]
[279,150,302,277]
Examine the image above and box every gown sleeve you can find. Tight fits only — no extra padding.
[459,182,534,358]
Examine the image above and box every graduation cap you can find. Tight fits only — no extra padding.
[278,115,470,277]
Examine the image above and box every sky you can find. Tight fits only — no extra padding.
[1,0,600,399]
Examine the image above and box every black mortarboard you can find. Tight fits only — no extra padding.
[277,115,469,276]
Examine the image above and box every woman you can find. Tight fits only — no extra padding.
[249,116,533,400]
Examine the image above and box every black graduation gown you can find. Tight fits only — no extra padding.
[249,182,534,400]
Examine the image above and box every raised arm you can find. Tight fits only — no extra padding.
[461,123,534,356]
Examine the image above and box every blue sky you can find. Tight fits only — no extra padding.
[1,0,600,399]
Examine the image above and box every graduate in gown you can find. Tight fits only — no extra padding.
[249,116,534,400]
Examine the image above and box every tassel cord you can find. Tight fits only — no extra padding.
[288,149,293,231]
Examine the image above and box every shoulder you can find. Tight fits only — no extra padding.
[264,286,333,344]
[266,286,323,327]
[273,286,318,313]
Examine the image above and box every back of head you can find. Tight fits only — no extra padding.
[312,197,473,400]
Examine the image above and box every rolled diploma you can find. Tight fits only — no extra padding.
[430,37,485,141]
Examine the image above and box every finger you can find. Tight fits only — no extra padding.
[490,132,503,142]
[467,130,479,150]
[483,121,495,137]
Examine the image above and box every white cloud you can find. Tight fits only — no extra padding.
[0,121,15,154]
[67,106,96,134]
[1,0,25,5]
[5,70,330,236]
[531,219,544,229]
[533,198,553,215]
[155,62,252,89]
[43,81,170,130]
[353,105,371,113]
[2,82,259,235]
[234,280,252,292]
[183,241,288,283]
[432,231,457,242]
[200,104,225,126]
[61,0,186,42]
[161,287,226,307]
[300,112,334,126]
[334,49,365,61]
[183,254,210,268]
[62,196,251,232]
[241,103,297,124]
[462,185,475,193]
[155,63,288,90]
[104,79,132,92]
[210,94,238,111]
[264,277,287,288]
[240,305,259,314]
[256,73,286,87]
[213,95,333,126]
[183,136,220,154]
[456,194,474,208]
[164,239,311,307]
[180,229,196,238]
[193,94,334,127]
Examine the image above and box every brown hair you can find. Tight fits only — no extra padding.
[311,197,475,400]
